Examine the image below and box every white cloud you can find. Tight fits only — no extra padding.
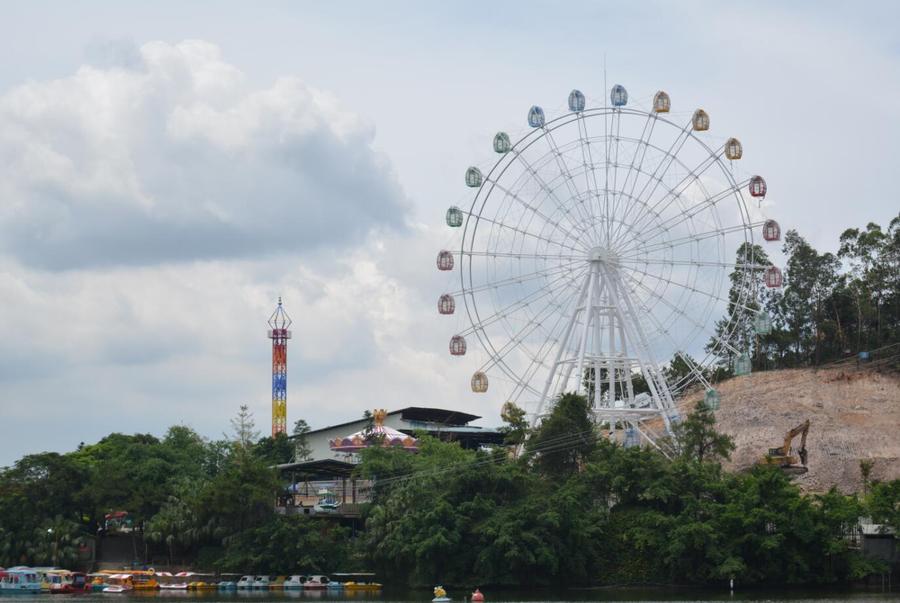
[2,2,899,465]
[0,227,484,463]
[0,40,408,270]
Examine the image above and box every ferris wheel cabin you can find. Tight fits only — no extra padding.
[436,250,454,271]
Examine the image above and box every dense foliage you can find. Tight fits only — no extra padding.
[0,397,897,585]
[708,214,900,372]
[0,409,348,571]
[359,399,894,587]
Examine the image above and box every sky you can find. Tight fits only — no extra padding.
[1,1,898,465]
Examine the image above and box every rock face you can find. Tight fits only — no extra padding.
[703,367,900,493]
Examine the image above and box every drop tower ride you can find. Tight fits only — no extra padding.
[268,297,292,436]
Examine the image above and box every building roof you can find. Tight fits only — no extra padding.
[293,407,483,438]
[275,459,357,478]
[399,407,480,425]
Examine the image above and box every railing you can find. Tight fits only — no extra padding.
[275,479,373,518]
[276,503,365,518]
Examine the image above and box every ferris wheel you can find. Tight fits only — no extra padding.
[437,85,783,448]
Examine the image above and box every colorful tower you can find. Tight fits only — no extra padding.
[268,297,292,436]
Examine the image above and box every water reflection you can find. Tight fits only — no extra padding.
[1,591,897,603]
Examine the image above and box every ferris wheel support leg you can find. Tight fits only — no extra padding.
[532,270,592,425]
[592,303,604,408]
[574,264,598,397]
[676,350,713,392]
[630,421,673,460]
[607,277,617,408]
[618,319,636,403]
[603,265,675,436]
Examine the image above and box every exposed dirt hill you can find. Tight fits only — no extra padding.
[700,366,900,493]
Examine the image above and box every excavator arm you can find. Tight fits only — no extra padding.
[759,419,810,476]
[782,419,810,461]
[797,420,809,466]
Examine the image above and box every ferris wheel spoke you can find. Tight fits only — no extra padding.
[618,221,761,259]
[475,277,583,373]
[542,128,586,205]
[625,294,716,390]
[505,147,594,233]
[619,270,718,349]
[620,113,657,200]
[459,250,584,261]
[621,270,740,357]
[458,265,587,337]
[613,118,693,242]
[623,263,764,316]
[666,350,719,395]
[631,117,693,206]
[541,127,606,245]
[453,260,584,297]
[623,144,726,239]
[485,177,589,247]
[462,208,585,254]
[608,109,628,245]
[506,303,578,402]
[626,182,749,247]
[618,257,769,270]
[574,113,605,242]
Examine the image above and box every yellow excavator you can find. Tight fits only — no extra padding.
[759,419,810,476]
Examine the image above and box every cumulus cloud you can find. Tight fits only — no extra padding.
[0,226,482,465]
[0,40,408,270]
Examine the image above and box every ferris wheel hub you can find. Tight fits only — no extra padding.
[588,246,620,266]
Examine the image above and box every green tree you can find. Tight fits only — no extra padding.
[867,479,900,532]
[499,401,528,452]
[27,516,87,567]
[217,515,353,574]
[781,230,841,365]
[838,214,900,351]
[674,401,735,464]
[146,482,207,566]
[254,433,294,465]
[291,419,313,462]
[706,243,771,370]
[230,404,260,448]
[526,392,596,476]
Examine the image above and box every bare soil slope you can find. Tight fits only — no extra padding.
[698,367,900,493]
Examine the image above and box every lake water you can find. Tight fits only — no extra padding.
[2,591,897,603]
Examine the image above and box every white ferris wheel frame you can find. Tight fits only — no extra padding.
[448,100,769,448]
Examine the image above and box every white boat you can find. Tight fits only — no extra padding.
[302,575,330,589]
[252,575,270,589]
[0,567,42,593]
[158,571,191,590]
[102,585,130,594]
[237,575,254,589]
[101,574,134,593]
[283,576,305,589]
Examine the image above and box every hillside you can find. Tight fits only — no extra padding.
[704,365,900,493]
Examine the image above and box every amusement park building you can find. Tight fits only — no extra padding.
[291,406,503,462]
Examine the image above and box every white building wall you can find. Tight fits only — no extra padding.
[297,412,438,462]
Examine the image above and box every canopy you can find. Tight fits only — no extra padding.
[329,409,418,453]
